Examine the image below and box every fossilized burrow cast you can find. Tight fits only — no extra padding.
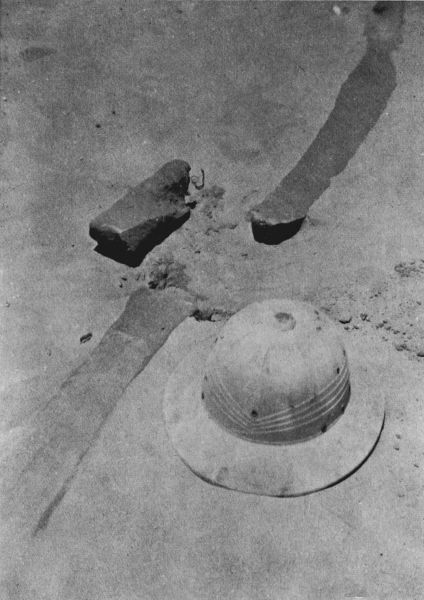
[250,1,405,244]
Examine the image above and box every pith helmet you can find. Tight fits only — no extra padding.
[163,299,385,497]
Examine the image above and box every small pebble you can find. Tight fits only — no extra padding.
[416,349,424,357]
[211,312,225,322]
[394,342,406,351]
[394,444,400,451]
[413,463,419,468]
[338,314,352,324]
[80,332,93,344]
[360,313,369,321]
[395,433,401,439]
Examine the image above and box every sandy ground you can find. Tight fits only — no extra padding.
[1,1,424,598]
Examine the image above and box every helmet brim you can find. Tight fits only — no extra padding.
[163,334,385,497]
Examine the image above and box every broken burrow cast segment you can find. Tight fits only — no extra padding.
[89,160,191,266]
[1,286,198,537]
[250,1,404,244]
